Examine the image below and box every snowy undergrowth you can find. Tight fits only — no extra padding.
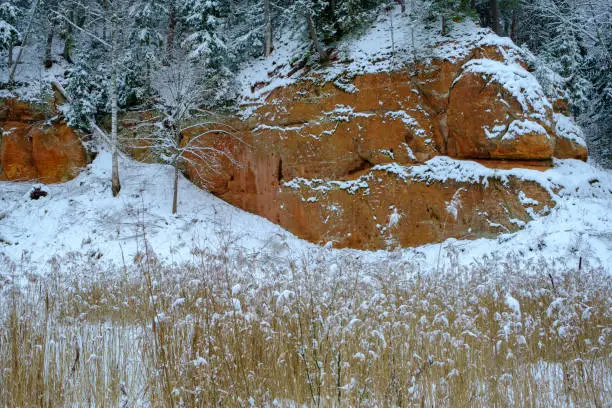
[0,150,306,279]
[0,41,68,101]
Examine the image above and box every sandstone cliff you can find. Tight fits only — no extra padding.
[184,27,587,249]
[0,23,589,250]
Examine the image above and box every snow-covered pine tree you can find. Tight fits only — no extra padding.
[64,67,108,130]
[520,0,612,167]
[226,0,267,60]
[53,0,140,196]
[130,0,165,49]
[0,1,22,68]
[117,0,167,107]
[335,0,385,38]
[181,0,235,105]
[544,25,590,116]
[430,0,471,35]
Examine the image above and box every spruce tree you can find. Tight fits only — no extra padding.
[0,1,21,67]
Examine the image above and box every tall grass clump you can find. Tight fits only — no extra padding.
[0,244,610,407]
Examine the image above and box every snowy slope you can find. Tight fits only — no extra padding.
[0,41,68,101]
[0,151,311,275]
[1,152,610,277]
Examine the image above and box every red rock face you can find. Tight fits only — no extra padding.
[183,41,586,249]
[447,70,555,160]
[0,100,86,183]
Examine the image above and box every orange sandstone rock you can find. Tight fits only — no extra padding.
[0,121,37,181]
[167,41,588,249]
[30,124,87,182]
[0,100,86,183]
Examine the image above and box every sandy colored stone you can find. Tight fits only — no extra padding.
[274,173,553,249]
[159,44,587,249]
[554,136,588,161]
[1,101,86,183]
[0,121,37,180]
[30,124,87,182]
[447,71,554,160]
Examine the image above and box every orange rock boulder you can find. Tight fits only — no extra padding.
[0,99,86,183]
[447,59,555,160]
[181,37,590,249]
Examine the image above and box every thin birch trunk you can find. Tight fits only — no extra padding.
[172,163,179,214]
[171,125,182,214]
[263,0,273,56]
[111,26,121,197]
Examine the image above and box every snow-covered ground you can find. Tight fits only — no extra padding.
[1,150,610,278]
[0,40,68,101]
[0,151,308,275]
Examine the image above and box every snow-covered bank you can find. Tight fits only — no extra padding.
[0,151,311,275]
[1,151,610,277]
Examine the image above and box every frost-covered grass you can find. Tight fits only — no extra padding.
[1,240,610,407]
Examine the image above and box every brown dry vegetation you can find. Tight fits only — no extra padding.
[0,243,610,407]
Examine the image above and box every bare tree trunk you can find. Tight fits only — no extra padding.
[489,0,500,34]
[167,2,176,58]
[62,11,73,63]
[172,164,179,214]
[44,21,55,68]
[8,43,13,67]
[103,0,108,42]
[305,11,327,61]
[510,9,518,42]
[441,15,447,36]
[172,129,181,213]
[263,0,273,56]
[111,28,121,197]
